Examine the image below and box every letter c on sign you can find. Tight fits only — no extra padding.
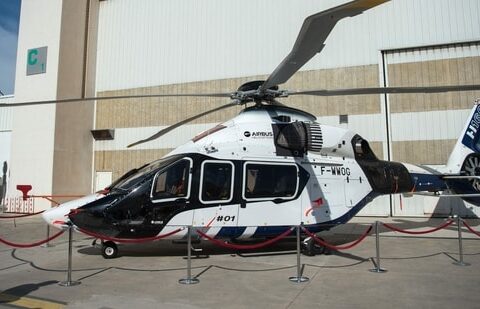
[28,49,38,65]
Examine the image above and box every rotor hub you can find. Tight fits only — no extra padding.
[231,80,288,104]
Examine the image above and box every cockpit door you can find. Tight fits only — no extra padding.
[149,158,193,226]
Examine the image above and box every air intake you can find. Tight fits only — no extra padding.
[306,123,323,152]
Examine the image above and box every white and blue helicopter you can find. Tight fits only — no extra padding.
[9,0,479,258]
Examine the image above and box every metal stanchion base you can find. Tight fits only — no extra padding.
[58,281,81,287]
[369,268,387,273]
[179,278,200,285]
[453,261,470,267]
[289,276,309,283]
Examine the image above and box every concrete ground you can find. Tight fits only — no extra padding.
[0,215,479,309]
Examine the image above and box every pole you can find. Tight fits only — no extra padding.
[289,225,309,283]
[369,221,387,273]
[179,226,199,284]
[453,216,470,266]
[59,226,81,286]
[41,225,53,248]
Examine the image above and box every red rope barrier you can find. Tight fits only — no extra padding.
[382,220,454,235]
[462,220,480,238]
[196,227,294,250]
[0,210,45,219]
[78,227,183,243]
[302,225,373,251]
[0,230,65,248]
[29,195,84,206]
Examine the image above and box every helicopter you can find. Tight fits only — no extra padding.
[5,0,477,258]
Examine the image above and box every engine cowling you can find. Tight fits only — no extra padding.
[272,121,323,157]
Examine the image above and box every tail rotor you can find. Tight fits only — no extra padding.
[461,154,480,191]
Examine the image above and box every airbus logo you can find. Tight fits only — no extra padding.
[244,131,273,138]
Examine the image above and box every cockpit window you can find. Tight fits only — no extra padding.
[152,159,192,201]
[111,156,178,191]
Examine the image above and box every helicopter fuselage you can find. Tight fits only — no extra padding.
[43,105,451,240]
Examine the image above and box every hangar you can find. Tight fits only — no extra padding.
[0,0,479,217]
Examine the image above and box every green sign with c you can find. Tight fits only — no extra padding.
[26,46,47,75]
[28,49,38,65]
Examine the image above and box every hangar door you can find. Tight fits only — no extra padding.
[384,41,480,217]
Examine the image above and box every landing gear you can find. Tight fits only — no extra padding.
[301,236,331,256]
[101,241,118,259]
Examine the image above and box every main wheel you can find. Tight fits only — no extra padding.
[101,241,118,259]
[302,237,328,256]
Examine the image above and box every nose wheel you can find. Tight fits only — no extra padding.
[101,241,118,259]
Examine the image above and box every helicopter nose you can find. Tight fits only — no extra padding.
[41,193,106,230]
[42,206,71,229]
[69,208,121,238]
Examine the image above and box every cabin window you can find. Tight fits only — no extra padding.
[151,158,192,201]
[200,161,234,204]
[243,162,298,200]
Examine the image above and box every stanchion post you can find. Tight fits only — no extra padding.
[369,221,387,273]
[289,225,309,283]
[179,226,199,285]
[453,216,470,267]
[41,225,53,248]
[59,225,81,287]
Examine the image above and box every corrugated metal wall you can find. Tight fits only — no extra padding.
[384,41,480,217]
[95,0,480,92]
[386,42,480,165]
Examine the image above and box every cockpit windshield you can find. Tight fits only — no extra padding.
[109,156,180,191]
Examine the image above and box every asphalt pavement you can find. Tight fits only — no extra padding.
[1,215,479,308]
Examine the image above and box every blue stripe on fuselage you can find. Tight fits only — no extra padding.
[214,191,379,239]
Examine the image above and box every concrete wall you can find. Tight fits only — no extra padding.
[9,0,99,209]
[52,0,97,199]
[8,0,63,209]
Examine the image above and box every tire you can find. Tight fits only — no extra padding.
[101,241,118,259]
[301,236,329,256]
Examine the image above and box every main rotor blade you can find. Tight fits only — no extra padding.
[0,92,232,108]
[127,101,240,148]
[261,0,390,91]
[289,84,480,96]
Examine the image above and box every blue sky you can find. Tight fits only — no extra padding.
[0,0,21,96]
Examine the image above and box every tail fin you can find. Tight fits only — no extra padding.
[445,100,480,174]
[441,100,480,206]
